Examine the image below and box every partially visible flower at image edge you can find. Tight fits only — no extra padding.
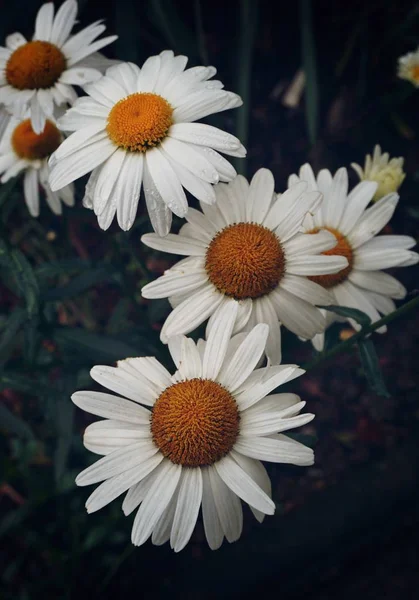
[0,108,73,216]
[72,308,314,552]
[351,144,406,202]
[48,52,245,235]
[141,168,349,364]
[397,47,419,88]
[288,164,419,350]
[0,0,117,133]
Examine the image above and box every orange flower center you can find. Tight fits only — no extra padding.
[12,119,62,160]
[205,222,286,300]
[6,41,66,90]
[308,227,353,288]
[151,378,239,467]
[106,93,173,152]
[411,65,419,82]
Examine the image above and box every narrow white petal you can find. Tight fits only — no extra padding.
[137,55,161,92]
[271,287,325,338]
[160,284,223,343]
[146,148,188,217]
[116,357,171,393]
[339,181,378,235]
[286,254,348,276]
[169,123,245,157]
[5,32,27,50]
[170,468,203,552]
[141,232,207,255]
[142,160,173,236]
[201,468,224,550]
[67,36,118,67]
[218,324,269,392]
[30,94,46,135]
[240,409,314,436]
[215,454,274,514]
[34,2,54,41]
[280,274,332,306]
[234,435,314,466]
[234,365,304,410]
[254,297,282,364]
[347,194,398,248]
[23,169,40,217]
[283,230,337,256]
[348,270,406,299]
[354,247,415,271]
[85,453,162,513]
[323,167,348,228]
[76,440,157,486]
[131,460,181,546]
[178,337,202,379]
[71,391,151,423]
[208,466,243,543]
[162,136,219,183]
[230,451,272,522]
[115,152,143,230]
[90,365,158,406]
[142,268,207,299]
[203,300,238,380]
[50,0,77,46]
[60,67,101,85]
[247,168,275,223]
[122,467,161,516]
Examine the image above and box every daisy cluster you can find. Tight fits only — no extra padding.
[0,0,417,552]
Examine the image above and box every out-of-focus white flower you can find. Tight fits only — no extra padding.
[397,47,419,88]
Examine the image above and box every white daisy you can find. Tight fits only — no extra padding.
[351,144,405,202]
[0,111,73,216]
[288,164,419,350]
[397,46,419,88]
[72,313,314,552]
[48,52,245,234]
[141,169,349,364]
[0,0,117,134]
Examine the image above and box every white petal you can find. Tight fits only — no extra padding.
[339,181,378,235]
[169,123,245,157]
[116,357,171,392]
[348,270,406,299]
[30,94,46,135]
[142,160,172,236]
[201,468,224,549]
[178,336,202,379]
[254,296,282,364]
[160,284,223,342]
[230,451,272,522]
[203,300,238,380]
[283,230,337,256]
[234,435,314,465]
[208,466,243,543]
[247,168,275,223]
[71,391,151,423]
[76,440,157,486]
[5,33,27,50]
[60,67,101,85]
[286,254,348,276]
[131,460,181,546]
[50,0,77,46]
[280,274,332,306]
[270,287,325,338]
[234,365,304,410]
[90,365,159,407]
[162,137,219,183]
[323,167,348,228]
[354,247,415,271]
[240,408,314,436]
[84,419,151,455]
[85,453,162,513]
[163,150,216,205]
[170,468,203,552]
[145,148,188,217]
[142,268,207,299]
[191,144,237,182]
[218,324,269,392]
[141,232,207,256]
[114,152,143,230]
[83,77,126,107]
[105,62,140,93]
[49,136,115,190]
[34,3,54,41]
[122,467,162,516]
[137,55,161,92]
[347,194,398,248]
[215,454,275,514]
[23,169,40,217]
[67,35,118,67]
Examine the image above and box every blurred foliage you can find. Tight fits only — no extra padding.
[0,0,419,598]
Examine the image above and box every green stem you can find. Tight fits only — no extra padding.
[304,295,419,371]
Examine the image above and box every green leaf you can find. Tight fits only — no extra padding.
[35,258,92,279]
[43,266,121,302]
[358,338,390,397]
[0,307,26,359]
[320,304,372,327]
[300,0,319,145]
[0,372,38,394]
[0,403,34,439]
[53,327,146,363]
[2,247,40,318]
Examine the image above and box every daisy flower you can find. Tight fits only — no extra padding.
[141,169,348,364]
[397,47,419,87]
[72,312,314,552]
[48,52,245,234]
[0,111,73,216]
[0,0,117,134]
[288,164,419,350]
[351,144,405,202]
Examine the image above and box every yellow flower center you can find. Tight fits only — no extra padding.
[205,222,286,300]
[6,41,66,90]
[106,93,173,152]
[12,119,62,160]
[151,378,239,467]
[308,227,353,288]
[411,65,419,82]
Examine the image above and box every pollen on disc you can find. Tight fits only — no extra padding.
[151,378,240,467]
[6,41,66,90]
[106,92,174,152]
[12,119,62,160]
[308,226,354,288]
[205,222,286,300]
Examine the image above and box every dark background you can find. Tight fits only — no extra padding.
[1,1,419,598]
